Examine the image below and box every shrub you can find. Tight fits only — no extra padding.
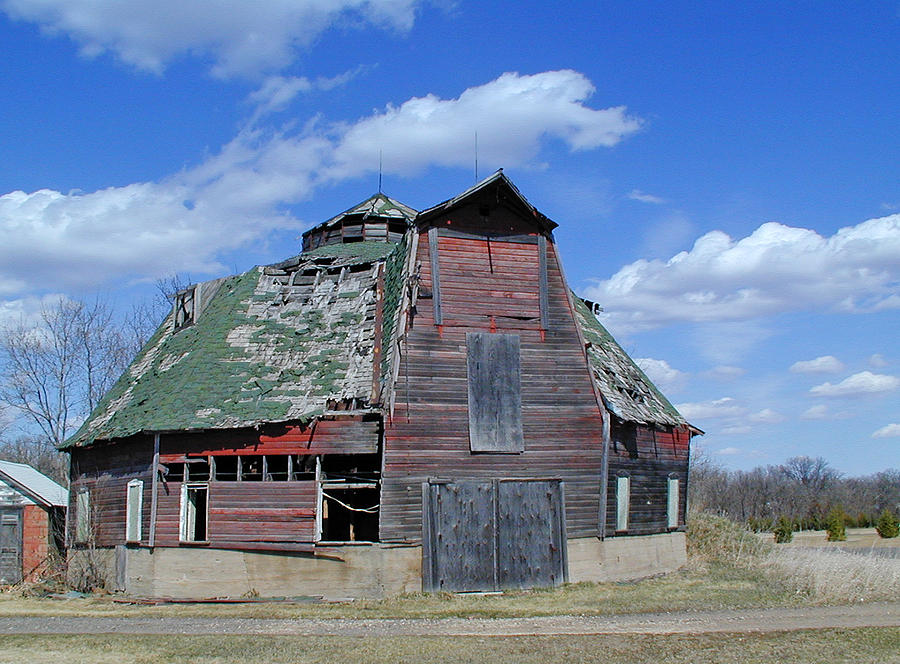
[825,507,847,542]
[687,513,770,564]
[875,509,899,539]
[773,516,793,543]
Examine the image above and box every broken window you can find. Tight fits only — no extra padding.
[180,483,208,542]
[125,480,143,543]
[667,476,680,529]
[466,332,524,453]
[318,455,380,542]
[174,287,196,330]
[213,456,238,481]
[616,475,630,532]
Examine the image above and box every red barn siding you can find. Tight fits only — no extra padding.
[381,224,607,543]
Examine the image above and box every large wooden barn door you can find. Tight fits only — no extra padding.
[0,508,23,584]
[422,479,567,592]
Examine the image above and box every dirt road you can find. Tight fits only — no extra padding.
[0,602,897,636]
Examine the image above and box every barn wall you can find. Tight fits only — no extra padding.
[605,424,691,536]
[382,206,607,543]
[21,504,51,581]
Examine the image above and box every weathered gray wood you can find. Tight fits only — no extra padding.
[466,333,523,453]
[0,508,23,584]
[538,235,550,331]
[497,479,566,589]
[422,479,566,592]
[428,227,442,325]
[149,433,160,548]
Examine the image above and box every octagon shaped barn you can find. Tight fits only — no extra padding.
[63,172,698,598]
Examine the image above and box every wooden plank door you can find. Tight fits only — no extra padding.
[0,508,23,584]
[422,479,566,592]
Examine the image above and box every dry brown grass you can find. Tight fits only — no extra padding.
[1,629,898,664]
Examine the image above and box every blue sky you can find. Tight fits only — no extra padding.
[1,1,897,475]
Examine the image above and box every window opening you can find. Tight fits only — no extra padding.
[266,455,289,481]
[667,476,680,529]
[174,287,196,329]
[616,475,630,532]
[317,454,380,542]
[180,484,208,542]
[165,462,184,482]
[125,480,143,543]
[241,456,263,481]
[213,456,238,481]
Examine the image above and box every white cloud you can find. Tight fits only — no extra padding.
[247,68,366,122]
[635,357,686,392]
[705,365,746,380]
[675,397,746,420]
[810,371,900,398]
[627,189,665,204]
[2,0,420,78]
[716,446,742,455]
[584,215,900,332]
[872,423,900,438]
[720,426,752,435]
[801,404,830,420]
[869,354,888,368]
[328,70,642,178]
[0,71,636,296]
[749,408,784,424]
[790,355,845,374]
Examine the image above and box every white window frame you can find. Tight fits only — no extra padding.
[75,489,91,543]
[179,483,209,543]
[667,477,680,529]
[616,475,630,532]
[126,479,143,543]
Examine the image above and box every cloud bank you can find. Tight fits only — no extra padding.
[2,0,420,77]
[0,71,640,297]
[584,216,900,332]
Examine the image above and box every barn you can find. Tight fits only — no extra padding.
[63,171,697,598]
[0,460,67,585]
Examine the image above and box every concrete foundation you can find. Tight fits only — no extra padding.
[70,532,685,599]
[568,532,687,583]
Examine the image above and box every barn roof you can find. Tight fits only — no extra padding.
[64,239,407,448]
[0,460,68,507]
[572,296,687,427]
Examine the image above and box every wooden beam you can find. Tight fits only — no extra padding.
[428,226,442,325]
[538,234,550,331]
[149,433,160,548]
[371,263,385,404]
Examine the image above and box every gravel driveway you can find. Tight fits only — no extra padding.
[1,603,897,636]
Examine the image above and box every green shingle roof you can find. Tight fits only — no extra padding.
[572,295,686,427]
[65,242,405,448]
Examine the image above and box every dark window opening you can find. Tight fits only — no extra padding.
[612,421,638,458]
[241,456,263,481]
[213,456,238,481]
[165,463,184,482]
[181,484,208,542]
[186,458,210,481]
[291,455,317,480]
[266,455,289,481]
[320,454,381,483]
[321,488,379,542]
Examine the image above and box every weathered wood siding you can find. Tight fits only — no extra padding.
[605,424,690,536]
[382,205,607,543]
[152,480,316,547]
[69,437,154,548]
[69,418,377,549]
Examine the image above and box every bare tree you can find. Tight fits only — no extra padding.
[0,297,142,449]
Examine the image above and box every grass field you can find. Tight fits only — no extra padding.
[0,629,898,664]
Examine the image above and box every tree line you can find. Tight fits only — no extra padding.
[689,449,900,531]
[0,279,186,484]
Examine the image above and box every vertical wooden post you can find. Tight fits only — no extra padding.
[371,263,385,404]
[148,433,160,548]
[428,227,442,325]
[538,234,549,331]
[599,411,610,540]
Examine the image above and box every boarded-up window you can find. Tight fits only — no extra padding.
[616,476,630,532]
[466,332,523,453]
[126,480,143,543]
[667,477,680,529]
[75,490,90,543]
